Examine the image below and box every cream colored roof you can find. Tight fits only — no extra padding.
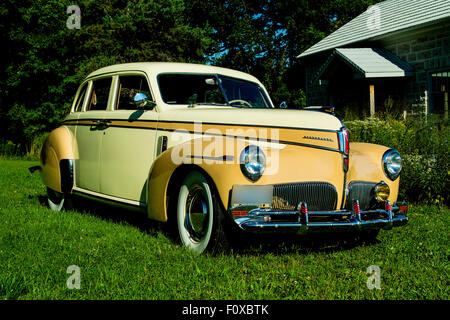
[86,62,262,84]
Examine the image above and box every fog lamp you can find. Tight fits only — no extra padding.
[374,181,390,202]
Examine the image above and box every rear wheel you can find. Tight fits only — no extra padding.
[176,171,228,254]
[47,187,73,211]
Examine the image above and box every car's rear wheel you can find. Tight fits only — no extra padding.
[176,171,228,253]
[47,187,73,211]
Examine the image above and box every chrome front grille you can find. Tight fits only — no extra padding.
[345,181,376,210]
[272,182,338,211]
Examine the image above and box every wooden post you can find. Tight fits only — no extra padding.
[442,84,448,120]
[445,91,448,119]
[369,84,375,117]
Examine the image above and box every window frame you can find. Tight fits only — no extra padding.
[111,71,156,112]
[156,72,274,108]
[71,80,90,113]
[428,68,450,116]
[82,75,115,112]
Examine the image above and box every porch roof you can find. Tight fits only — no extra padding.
[315,48,414,81]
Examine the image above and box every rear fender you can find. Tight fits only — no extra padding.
[41,126,78,193]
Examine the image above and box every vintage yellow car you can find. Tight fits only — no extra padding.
[38,62,408,253]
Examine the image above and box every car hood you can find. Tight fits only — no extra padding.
[158,107,343,132]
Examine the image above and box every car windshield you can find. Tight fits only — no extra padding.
[158,74,272,108]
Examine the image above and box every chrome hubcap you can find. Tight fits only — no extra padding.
[185,184,209,242]
[47,188,63,204]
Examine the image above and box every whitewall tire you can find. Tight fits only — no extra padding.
[47,187,72,211]
[176,171,225,254]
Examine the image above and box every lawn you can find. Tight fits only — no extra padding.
[0,159,448,300]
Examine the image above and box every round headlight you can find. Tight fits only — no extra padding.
[240,145,266,181]
[374,181,390,202]
[382,149,402,181]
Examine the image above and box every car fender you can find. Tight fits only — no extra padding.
[146,136,254,222]
[40,126,78,193]
[347,142,400,203]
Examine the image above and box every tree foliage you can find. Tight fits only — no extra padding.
[0,0,382,151]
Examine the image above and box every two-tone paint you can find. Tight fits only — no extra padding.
[39,62,405,231]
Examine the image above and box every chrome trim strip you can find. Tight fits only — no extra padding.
[61,120,343,153]
[72,187,147,208]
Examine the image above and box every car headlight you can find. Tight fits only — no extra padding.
[240,145,266,181]
[382,149,402,181]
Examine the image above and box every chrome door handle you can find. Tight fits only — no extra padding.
[93,119,111,125]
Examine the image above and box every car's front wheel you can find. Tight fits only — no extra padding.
[176,171,228,254]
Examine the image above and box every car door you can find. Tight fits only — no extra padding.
[75,76,114,193]
[99,73,159,205]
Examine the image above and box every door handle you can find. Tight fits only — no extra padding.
[93,119,111,126]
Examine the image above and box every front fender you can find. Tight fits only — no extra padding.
[347,142,400,203]
[146,135,346,222]
[146,136,247,222]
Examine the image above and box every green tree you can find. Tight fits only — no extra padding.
[0,0,215,152]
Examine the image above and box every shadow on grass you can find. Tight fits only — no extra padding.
[226,231,381,256]
[37,193,380,256]
[38,193,168,238]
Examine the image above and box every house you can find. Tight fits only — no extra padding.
[297,0,450,118]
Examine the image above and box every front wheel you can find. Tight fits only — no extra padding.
[176,171,228,254]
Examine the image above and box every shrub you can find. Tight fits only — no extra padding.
[0,133,47,160]
[345,116,449,206]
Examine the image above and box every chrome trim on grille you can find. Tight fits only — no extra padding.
[272,182,338,211]
[345,181,377,210]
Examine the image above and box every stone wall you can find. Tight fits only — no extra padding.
[383,24,450,113]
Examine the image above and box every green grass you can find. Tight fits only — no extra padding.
[0,159,448,299]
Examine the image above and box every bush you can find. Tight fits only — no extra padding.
[345,116,449,206]
[0,132,47,160]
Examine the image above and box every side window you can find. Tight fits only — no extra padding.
[116,75,152,110]
[74,83,87,112]
[87,77,112,111]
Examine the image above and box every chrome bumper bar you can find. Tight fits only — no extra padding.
[230,202,408,234]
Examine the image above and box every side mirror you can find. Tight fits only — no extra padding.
[134,93,156,110]
[279,101,287,109]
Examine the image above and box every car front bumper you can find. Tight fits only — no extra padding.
[229,202,408,234]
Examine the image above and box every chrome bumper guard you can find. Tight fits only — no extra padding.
[229,201,408,234]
